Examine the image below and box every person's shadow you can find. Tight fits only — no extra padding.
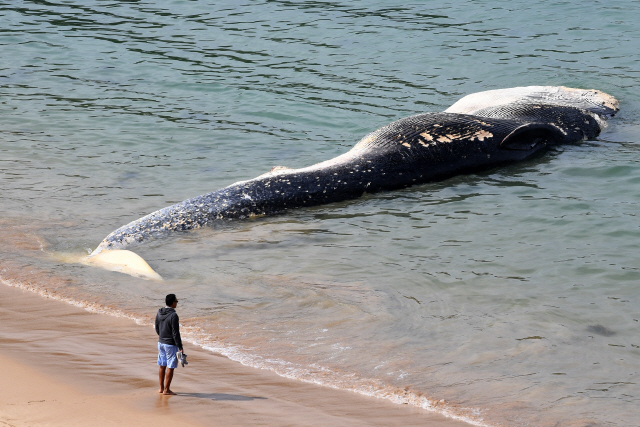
[178,392,267,401]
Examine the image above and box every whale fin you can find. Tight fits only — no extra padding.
[82,250,163,281]
[501,123,565,151]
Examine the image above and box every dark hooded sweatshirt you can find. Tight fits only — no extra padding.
[155,307,183,350]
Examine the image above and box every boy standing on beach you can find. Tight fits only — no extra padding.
[155,293,184,395]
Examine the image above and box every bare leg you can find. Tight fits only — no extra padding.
[163,368,176,395]
[158,366,166,393]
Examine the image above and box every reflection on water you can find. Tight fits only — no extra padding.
[2,1,640,426]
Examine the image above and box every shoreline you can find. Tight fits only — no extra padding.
[1,280,473,427]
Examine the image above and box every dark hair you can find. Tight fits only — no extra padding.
[165,294,177,306]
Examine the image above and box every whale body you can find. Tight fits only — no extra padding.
[88,86,619,278]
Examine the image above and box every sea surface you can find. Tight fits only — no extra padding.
[2,1,640,426]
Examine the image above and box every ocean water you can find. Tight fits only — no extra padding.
[2,1,640,425]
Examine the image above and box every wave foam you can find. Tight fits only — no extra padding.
[1,275,496,427]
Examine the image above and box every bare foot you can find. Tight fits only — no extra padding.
[163,390,177,395]
[158,389,164,394]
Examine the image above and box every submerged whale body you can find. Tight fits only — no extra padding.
[88,86,619,279]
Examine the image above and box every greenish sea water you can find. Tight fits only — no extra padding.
[2,1,640,426]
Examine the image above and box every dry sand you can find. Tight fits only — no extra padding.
[0,282,472,427]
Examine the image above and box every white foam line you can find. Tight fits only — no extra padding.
[193,340,496,427]
[0,276,148,326]
[1,276,499,427]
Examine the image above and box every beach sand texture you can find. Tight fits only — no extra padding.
[0,283,470,427]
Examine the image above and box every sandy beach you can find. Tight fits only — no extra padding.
[0,282,472,427]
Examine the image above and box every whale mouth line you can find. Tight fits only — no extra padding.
[82,250,163,281]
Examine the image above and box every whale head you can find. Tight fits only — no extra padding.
[445,86,619,120]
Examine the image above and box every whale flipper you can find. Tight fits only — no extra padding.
[500,123,565,151]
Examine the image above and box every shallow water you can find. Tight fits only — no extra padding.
[2,1,640,426]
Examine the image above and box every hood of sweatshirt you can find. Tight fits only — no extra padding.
[157,307,175,321]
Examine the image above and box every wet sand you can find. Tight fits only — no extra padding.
[0,282,472,427]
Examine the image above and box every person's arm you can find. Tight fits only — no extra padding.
[171,313,183,351]
[155,313,160,336]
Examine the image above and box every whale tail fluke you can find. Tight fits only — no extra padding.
[82,249,163,281]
